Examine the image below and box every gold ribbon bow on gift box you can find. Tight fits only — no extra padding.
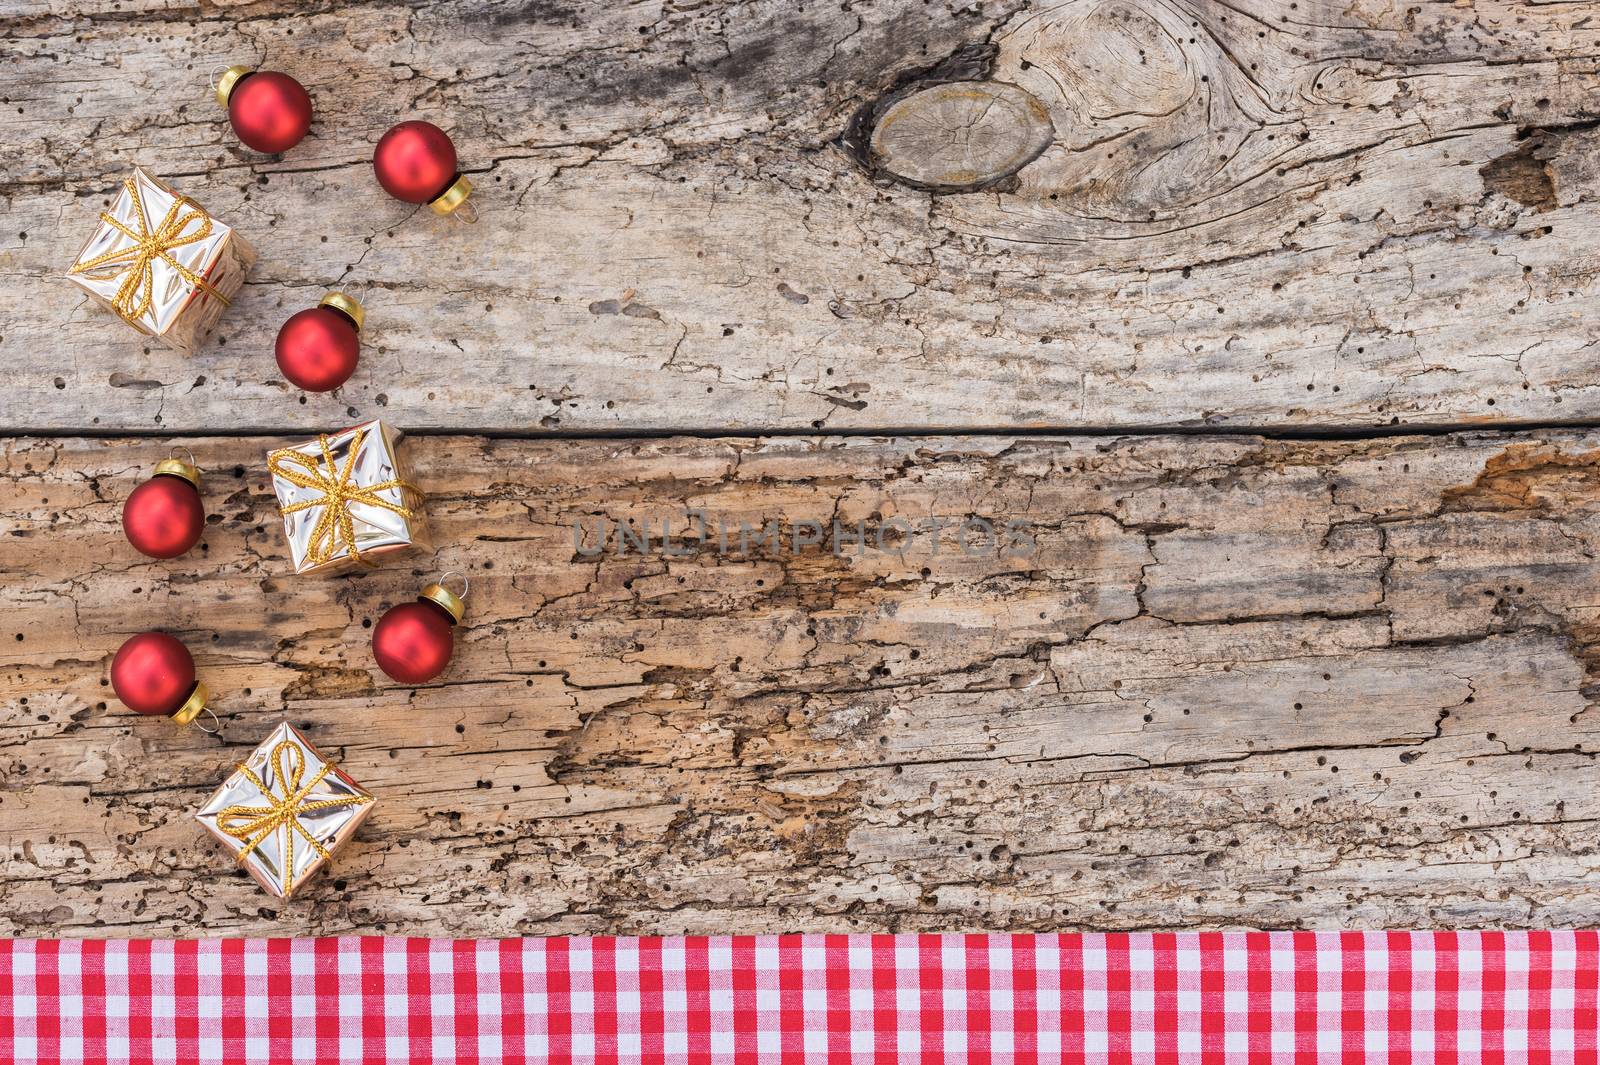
[68,174,230,325]
[216,739,373,897]
[267,427,416,569]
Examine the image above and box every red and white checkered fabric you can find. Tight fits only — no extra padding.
[1,932,1596,1063]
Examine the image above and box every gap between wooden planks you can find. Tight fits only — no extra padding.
[4,429,1600,937]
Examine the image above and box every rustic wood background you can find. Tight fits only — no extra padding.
[4,0,1600,936]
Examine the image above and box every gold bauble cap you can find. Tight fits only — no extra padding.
[171,681,209,725]
[421,582,466,624]
[430,174,473,217]
[215,65,253,108]
[319,291,365,332]
[154,456,200,488]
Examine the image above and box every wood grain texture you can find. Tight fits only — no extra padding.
[4,0,1600,432]
[5,430,1600,936]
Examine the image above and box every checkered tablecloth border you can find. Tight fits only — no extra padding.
[2,932,1596,1063]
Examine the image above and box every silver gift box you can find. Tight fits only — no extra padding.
[195,721,375,899]
[267,419,429,576]
[66,167,255,355]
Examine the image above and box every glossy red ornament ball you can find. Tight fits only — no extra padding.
[110,632,197,716]
[373,121,459,204]
[227,71,312,154]
[123,468,205,559]
[372,600,456,684]
[276,304,360,392]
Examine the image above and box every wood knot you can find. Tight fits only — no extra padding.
[867,81,1055,192]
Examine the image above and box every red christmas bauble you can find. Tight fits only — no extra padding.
[276,306,360,392]
[372,600,456,684]
[123,471,205,559]
[227,71,312,154]
[373,121,459,204]
[110,632,196,716]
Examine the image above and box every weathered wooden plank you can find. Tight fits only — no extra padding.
[4,430,1600,936]
[5,0,1600,432]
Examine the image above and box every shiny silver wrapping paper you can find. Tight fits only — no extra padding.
[267,419,429,576]
[195,721,375,899]
[66,167,255,355]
